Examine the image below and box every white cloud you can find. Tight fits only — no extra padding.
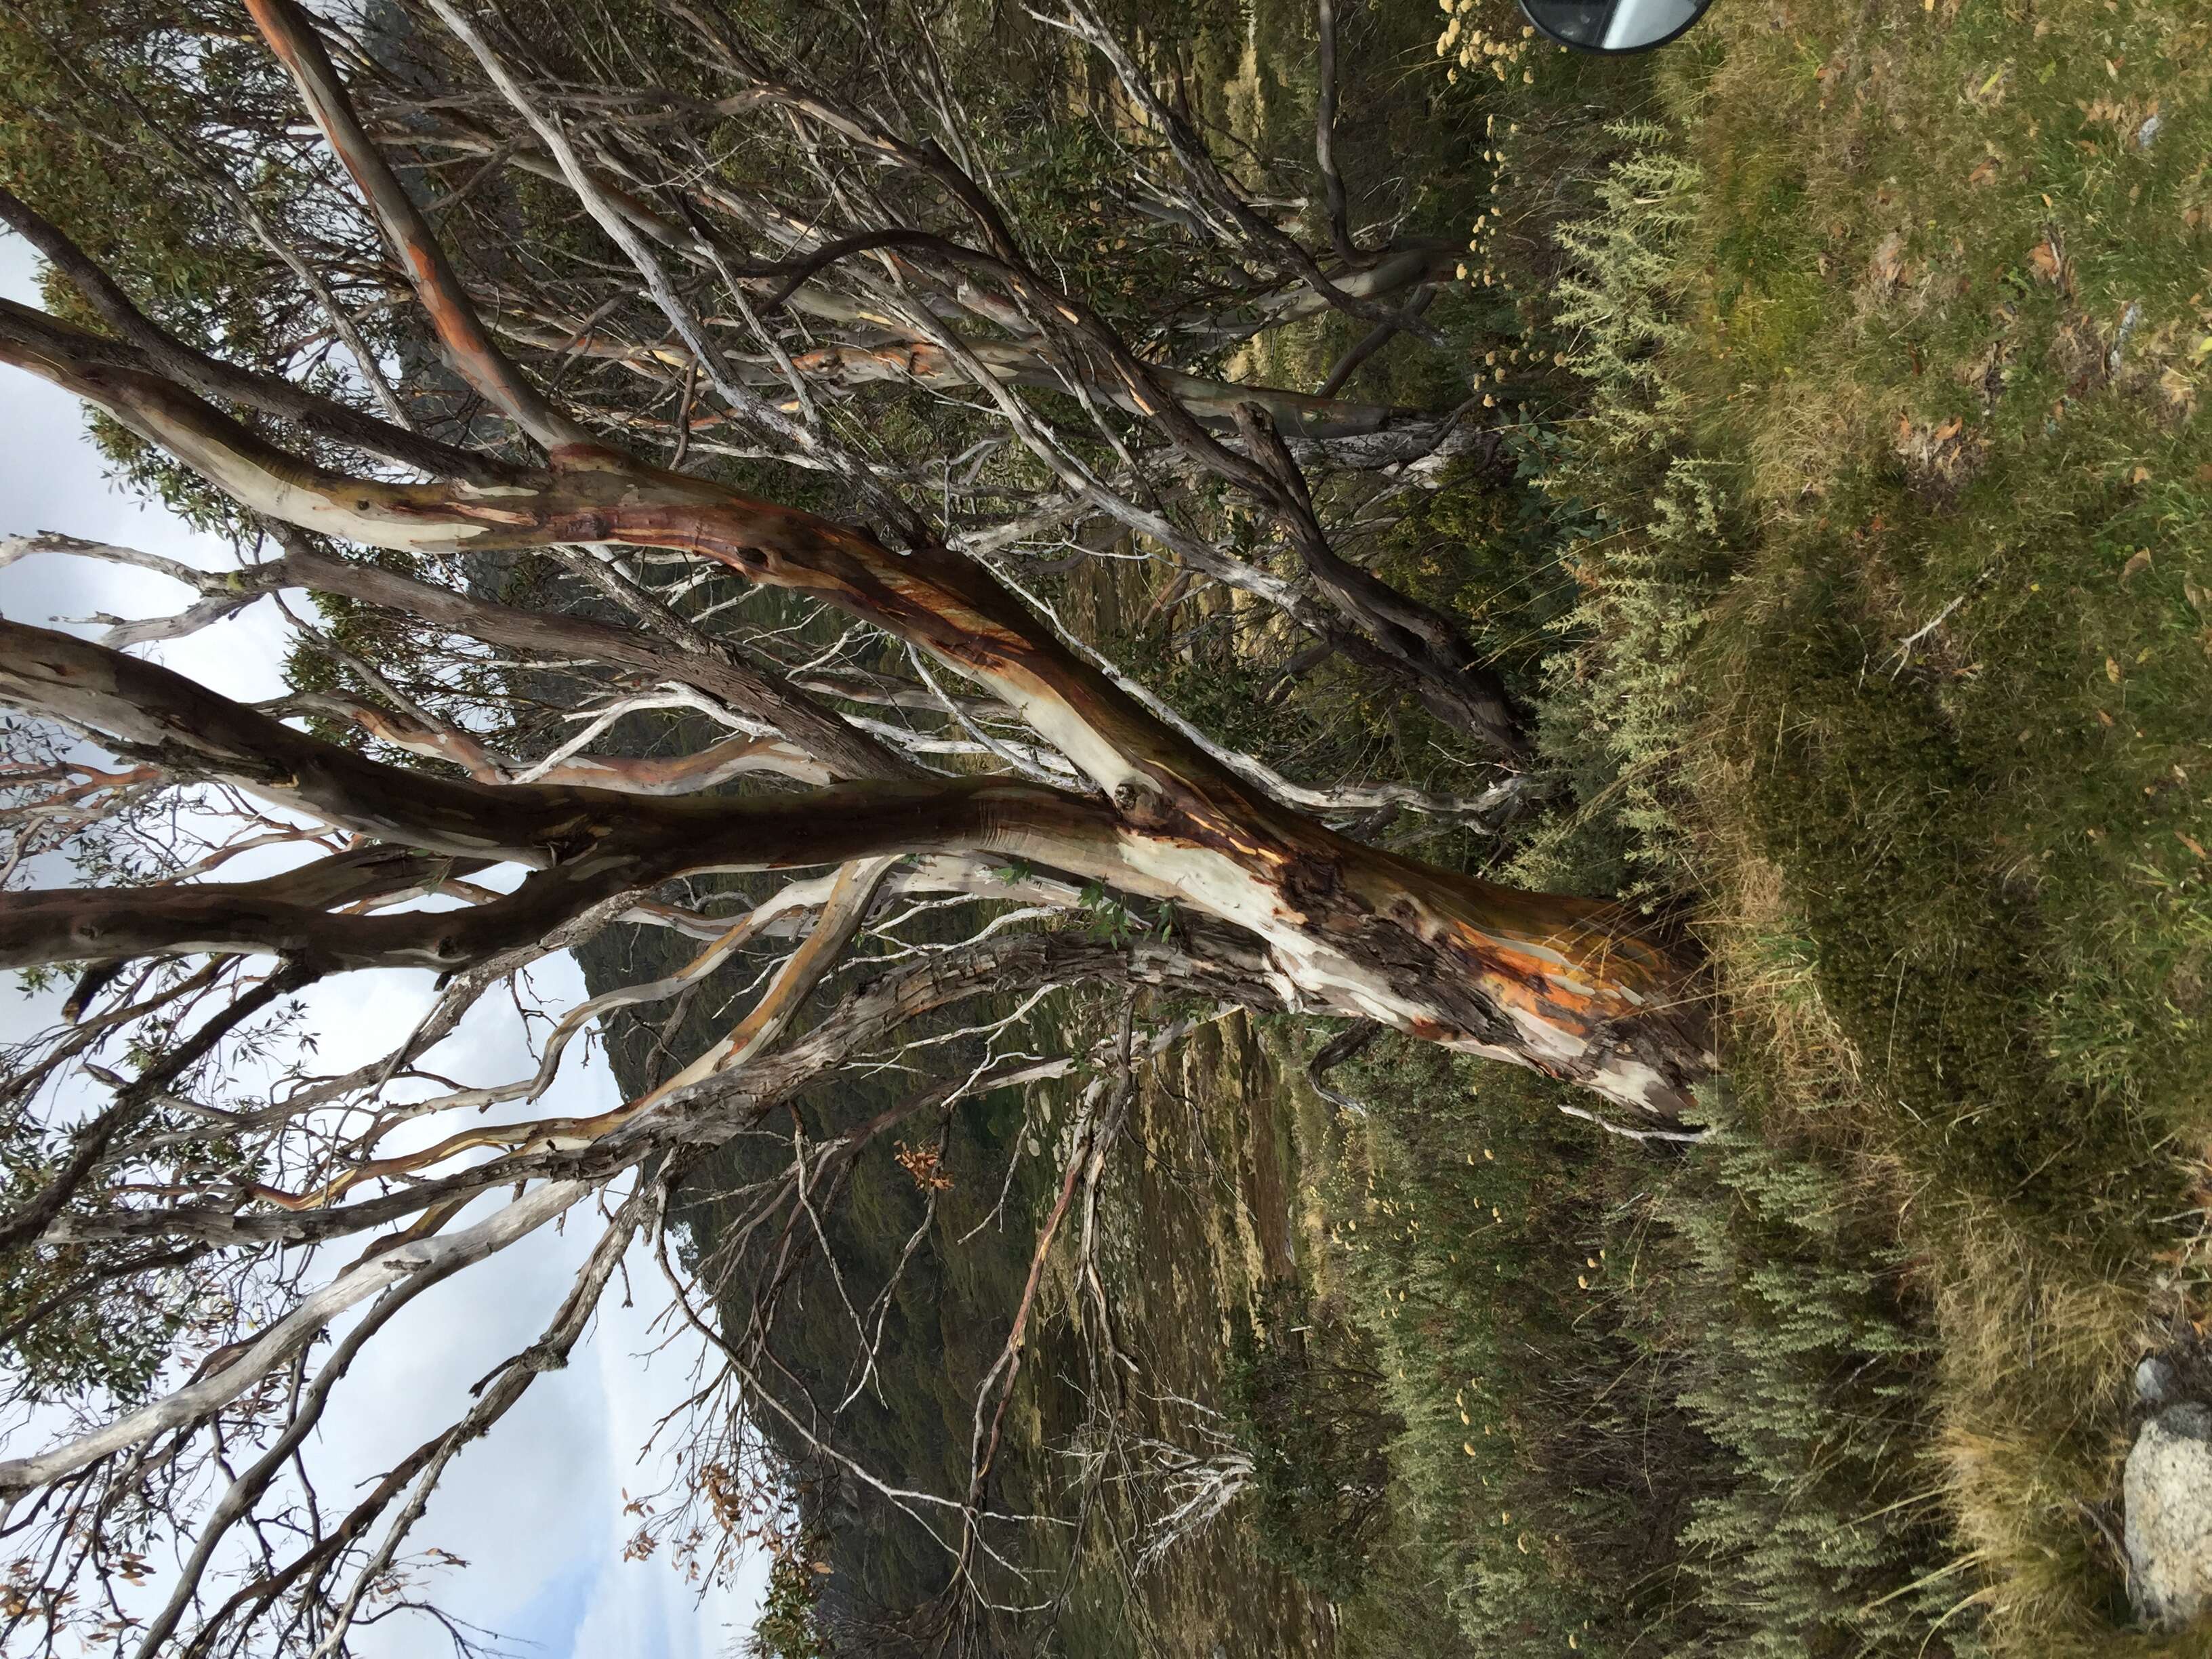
[0,230,764,1659]
[0,235,293,706]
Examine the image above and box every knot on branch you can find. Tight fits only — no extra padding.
[1110,778,1151,815]
[518,1343,569,1374]
[473,1341,570,1397]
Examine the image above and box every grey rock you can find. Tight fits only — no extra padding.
[2125,1402,2212,1631]
[2137,1354,2179,1406]
[2108,300,2144,377]
[2136,111,2163,149]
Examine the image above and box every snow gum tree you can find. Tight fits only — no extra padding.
[0,0,1714,1650]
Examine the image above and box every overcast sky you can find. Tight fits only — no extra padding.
[0,230,764,1658]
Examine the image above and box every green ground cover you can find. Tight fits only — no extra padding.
[1233,1,2212,1654]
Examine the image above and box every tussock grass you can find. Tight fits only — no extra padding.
[1653,1,2212,1645]
[1623,0,2212,1641]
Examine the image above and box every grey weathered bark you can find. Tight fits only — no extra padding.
[0,7,1721,1645]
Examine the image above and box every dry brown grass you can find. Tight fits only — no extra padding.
[1932,1231,2152,1655]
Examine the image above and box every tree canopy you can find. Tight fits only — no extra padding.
[0,1,1717,1652]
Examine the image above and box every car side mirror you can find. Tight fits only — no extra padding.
[1517,0,1713,52]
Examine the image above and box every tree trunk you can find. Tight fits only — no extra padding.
[0,0,1715,1121]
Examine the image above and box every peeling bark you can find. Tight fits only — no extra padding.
[3,619,1709,1114]
[0,0,1715,1124]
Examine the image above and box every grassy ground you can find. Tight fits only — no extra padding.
[1229,0,2212,1654]
[1634,1,2212,1647]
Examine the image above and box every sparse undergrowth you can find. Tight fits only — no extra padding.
[1294,1039,1981,1659]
